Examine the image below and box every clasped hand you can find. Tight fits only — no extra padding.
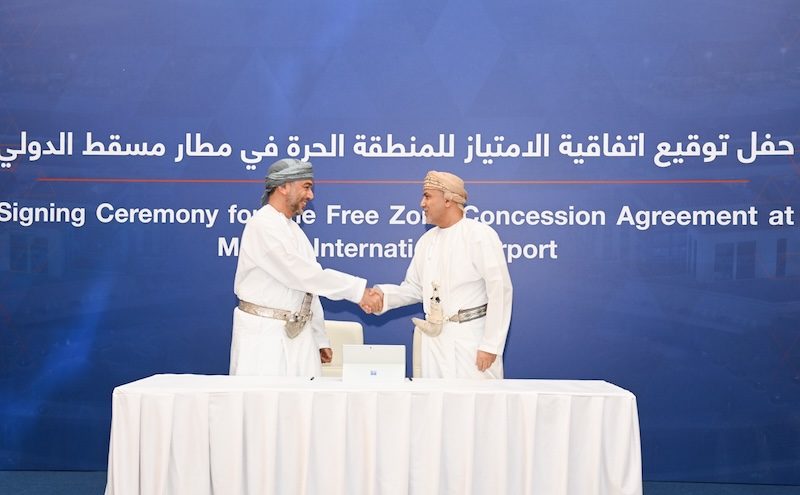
[359,287,384,314]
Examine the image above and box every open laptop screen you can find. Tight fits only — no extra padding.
[342,344,406,383]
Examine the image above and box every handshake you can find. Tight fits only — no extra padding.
[359,287,384,314]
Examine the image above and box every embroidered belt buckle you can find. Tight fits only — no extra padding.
[447,303,488,324]
[284,310,312,339]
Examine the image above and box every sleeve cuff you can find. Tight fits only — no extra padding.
[478,343,499,355]
[350,277,367,304]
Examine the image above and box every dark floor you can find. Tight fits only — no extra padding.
[644,482,800,495]
[1,471,800,494]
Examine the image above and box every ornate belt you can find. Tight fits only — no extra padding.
[446,303,488,323]
[237,293,313,339]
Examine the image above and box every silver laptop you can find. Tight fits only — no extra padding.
[342,344,406,383]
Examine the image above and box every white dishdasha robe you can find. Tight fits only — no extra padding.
[377,218,513,379]
[230,204,366,376]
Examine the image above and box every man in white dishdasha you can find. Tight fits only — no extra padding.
[230,158,372,376]
[363,170,513,379]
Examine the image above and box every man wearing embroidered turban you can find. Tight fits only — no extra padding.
[363,171,513,379]
[230,158,373,376]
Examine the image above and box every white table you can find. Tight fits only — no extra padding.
[105,375,642,495]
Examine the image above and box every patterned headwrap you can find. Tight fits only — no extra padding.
[261,158,314,206]
[423,170,468,209]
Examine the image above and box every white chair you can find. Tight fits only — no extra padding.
[321,320,364,377]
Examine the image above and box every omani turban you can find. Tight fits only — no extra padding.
[423,170,468,208]
[261,158,314,205]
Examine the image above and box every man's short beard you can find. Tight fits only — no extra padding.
[288,199,305,216]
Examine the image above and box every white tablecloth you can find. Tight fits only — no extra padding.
[105,375,642,495]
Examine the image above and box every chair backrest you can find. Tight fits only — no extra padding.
[412,327,422,378]
[321,320,364,377]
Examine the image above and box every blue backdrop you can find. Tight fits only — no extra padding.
[1,0,799,484]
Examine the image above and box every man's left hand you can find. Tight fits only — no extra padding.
[475,350,497,372]
[320,348,333,363]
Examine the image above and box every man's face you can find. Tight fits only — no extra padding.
[420,187,447,225]
[285,179,314,216]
